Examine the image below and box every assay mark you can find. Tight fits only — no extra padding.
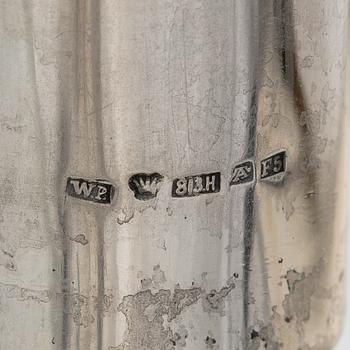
[230,160,255,186]
[66,177,115,204]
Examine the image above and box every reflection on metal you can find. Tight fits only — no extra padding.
[0,0,349,349]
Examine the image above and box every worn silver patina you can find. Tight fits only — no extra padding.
[0,0,349,349]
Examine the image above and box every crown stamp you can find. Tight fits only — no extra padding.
[128,173,164,201]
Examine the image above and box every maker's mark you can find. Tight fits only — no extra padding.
[66,177,115,204]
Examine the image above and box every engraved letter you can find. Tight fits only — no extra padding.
[260,150,286,181]
[273,156,283,173]
[206,175,216,192]
[95,185,108,200]
[261,159,272,178]
[70,180,96,197]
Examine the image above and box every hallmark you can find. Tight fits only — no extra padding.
[260,150,287,181]
[128,173,164,201]
[172,172,221,198]
[230,160,255,186]
[66,177,115,204]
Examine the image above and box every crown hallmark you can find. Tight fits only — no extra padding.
[128,173,164,201]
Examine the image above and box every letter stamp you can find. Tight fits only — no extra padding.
[66,177,115,204]
[172,172,221,198]
[260,150,287,181]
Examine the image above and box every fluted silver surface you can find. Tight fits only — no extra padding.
[0,1,349,349]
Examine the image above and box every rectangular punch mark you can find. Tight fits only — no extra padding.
[260,150,287,181]
[230,160,255,186]
[66,177,115,204]
[172,172,221,198]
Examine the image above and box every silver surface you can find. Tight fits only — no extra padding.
[0,1,349,349]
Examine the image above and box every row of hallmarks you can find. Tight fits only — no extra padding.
[231,150,286,186]
[65,150,287,204]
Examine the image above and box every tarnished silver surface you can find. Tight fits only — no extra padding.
[0,1,349,349]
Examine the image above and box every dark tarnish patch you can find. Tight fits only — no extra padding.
[205,335,217,349]
[69,294,95,327]
[251,325,282,350]
[140,264,167,290]
[67,293,115,327]
[0,250,16,272]
[170,325,188,348]
[248,326,282,350]
[283,269,314,322]
[247,307,283,350]
[70,234,89,246]
[117,208,135,225]
[113,288,201,350]
[93,293,115,314]
[202,281,236,315]
[1,282,51,303]
[167,287,202,322]
[112,276,237,350]
[282,262,332,324]
[247,261,335,350]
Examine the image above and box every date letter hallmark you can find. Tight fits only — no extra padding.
[230,160,255,186]
[260,150,287,182]
[172,172,221,198]
[128,173,164,201]
[66,177,115,204]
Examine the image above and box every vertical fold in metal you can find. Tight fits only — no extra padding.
[59,1,108,349]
